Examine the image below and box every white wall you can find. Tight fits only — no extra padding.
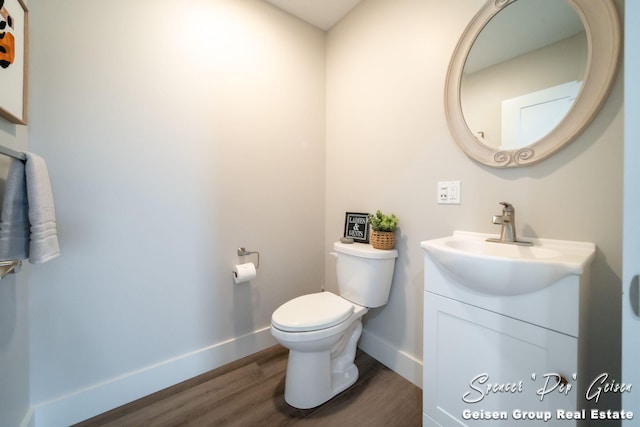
[26,1,326,425]
[0,126,30,427]
[0,14,30,420]
[623,0,640,424]
[325,0,624,414]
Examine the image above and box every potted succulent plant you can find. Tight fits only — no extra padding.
[368,210,399,249]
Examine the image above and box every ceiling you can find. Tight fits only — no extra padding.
[263,0,583,74]
[264,0,362,31]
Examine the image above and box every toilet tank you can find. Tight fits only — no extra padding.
[333,242,398,308]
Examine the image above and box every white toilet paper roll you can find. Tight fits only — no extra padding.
[233,262,256,284]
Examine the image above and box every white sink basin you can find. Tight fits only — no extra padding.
[421,231,595,296]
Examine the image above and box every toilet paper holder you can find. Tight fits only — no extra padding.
[237,247,260,269]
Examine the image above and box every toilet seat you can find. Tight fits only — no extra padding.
[272,292,355,332]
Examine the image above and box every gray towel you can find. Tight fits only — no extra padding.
[25,153,60,264]
[0,158,29,260]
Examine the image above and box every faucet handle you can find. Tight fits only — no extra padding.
[499,202,514,212]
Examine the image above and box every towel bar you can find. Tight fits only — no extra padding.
[0,145,26,161]
[0,260,22,279]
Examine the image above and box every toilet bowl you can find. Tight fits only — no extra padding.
[271,291,368,409]
[271,242,398,409]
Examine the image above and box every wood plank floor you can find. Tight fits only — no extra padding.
[74,345,422,427]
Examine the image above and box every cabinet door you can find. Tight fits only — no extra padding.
[424,292,578,427]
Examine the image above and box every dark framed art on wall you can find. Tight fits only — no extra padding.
[343,212,369,243]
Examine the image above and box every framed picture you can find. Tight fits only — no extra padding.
[0,0,28,125]
[344,212,369,243]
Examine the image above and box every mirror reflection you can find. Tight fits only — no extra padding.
[460,0,586,150]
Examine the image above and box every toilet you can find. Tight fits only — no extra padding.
[270,241,398,409]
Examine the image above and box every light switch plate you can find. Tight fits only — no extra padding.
[437,181,461,204]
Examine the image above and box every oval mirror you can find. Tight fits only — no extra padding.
[445,0,621,168]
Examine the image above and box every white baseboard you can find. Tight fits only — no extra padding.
[31,327,277,427]
[31,326,421,427]
[358,329,423,388]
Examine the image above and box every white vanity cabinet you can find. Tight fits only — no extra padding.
[424,293,578,426]
[421,237,594,427]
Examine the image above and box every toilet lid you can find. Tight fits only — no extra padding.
[272,292,355,332]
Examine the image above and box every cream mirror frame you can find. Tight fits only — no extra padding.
[445,0,621,168]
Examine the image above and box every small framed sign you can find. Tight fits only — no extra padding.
[344,212,369,243]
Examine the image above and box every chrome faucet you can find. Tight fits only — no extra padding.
[486,202,533,246]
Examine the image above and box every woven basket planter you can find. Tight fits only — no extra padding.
[370,230,396,250]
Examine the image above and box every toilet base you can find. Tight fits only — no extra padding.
[283,320,363,409]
